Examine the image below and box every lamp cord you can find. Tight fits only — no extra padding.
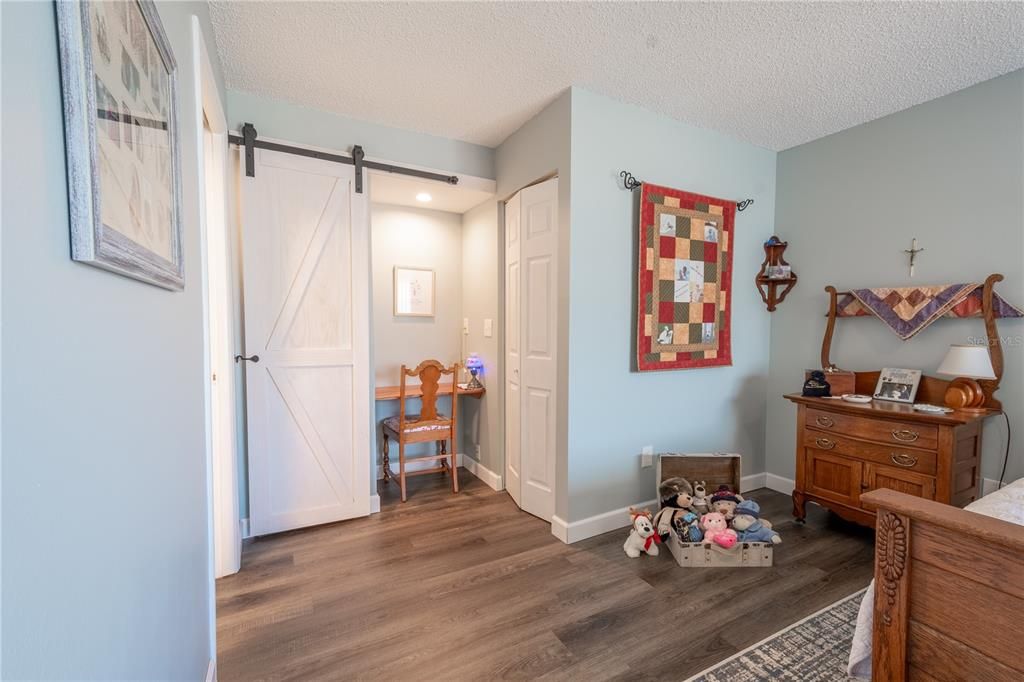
[997,410,1012,489]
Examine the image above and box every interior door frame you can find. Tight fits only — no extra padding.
[193,15,239,664]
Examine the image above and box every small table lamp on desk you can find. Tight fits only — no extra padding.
[937,344,996,413]
[465,353,484,390]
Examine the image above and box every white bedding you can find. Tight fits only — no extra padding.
[847,478,1024,679]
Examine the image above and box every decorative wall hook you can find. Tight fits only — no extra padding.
[620,170,642,191]
[618,170,753,210]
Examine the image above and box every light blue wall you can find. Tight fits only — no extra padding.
[766,71,1024,484]
[227,91,495,180]
[2,1,226,679]
[566,88,777,521]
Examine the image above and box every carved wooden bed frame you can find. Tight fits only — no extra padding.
[861,488,1024,681]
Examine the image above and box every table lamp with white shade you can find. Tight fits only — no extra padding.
[936,344,996,412]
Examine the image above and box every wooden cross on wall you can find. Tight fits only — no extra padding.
[904,238,924,277]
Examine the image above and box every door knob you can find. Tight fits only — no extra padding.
[235,354,260,363]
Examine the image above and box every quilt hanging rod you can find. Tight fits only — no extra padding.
[619,170,754,211]
[228,123,460,194]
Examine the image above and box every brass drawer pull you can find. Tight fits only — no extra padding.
[815,437,836,450]
[815,415,834,428]
[890,452,918,468]
[891,429,919,443]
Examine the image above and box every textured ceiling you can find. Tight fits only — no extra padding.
[209,1,1024,151]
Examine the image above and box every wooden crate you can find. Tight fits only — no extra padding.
[656,453,741,497]
[668,537,774,567]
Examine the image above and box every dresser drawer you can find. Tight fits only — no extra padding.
[802,430,937,475]
[805,408,938,450]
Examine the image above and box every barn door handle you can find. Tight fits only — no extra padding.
[235,354,260,363]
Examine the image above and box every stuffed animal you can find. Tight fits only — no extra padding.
[692,480,710,515]
[699,512,738,549]
[731,500,782,544]
[623,508,661,558]
[709,485,744,520]
[653,477,696,539]
[672,510,703,544]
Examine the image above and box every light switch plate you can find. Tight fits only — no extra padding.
[483,318,493,337]
[641,446,654,468]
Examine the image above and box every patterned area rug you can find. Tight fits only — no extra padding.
[687,589,866,681]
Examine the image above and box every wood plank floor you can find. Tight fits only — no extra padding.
[217,471,875,681]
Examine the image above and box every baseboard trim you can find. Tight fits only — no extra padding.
[462,457,504,491]
[239,517,251,540]
[376,453,464,480]
[206,659,216,682]
[370,494,381,513]
[982,477,1004,496]
[552,498,660,545]
[740,472,767,493]
[765,473,795,495]
[551,515,569,543]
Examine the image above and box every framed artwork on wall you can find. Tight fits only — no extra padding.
[56,0,184,290]
[636,184,736,371]
[394,266,435,317]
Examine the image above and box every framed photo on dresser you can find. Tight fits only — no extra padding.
[872,367,922,403]
[56,0,184,290]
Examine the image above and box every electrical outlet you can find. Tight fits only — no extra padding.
[483,318,493,337]
[462,318,469,334]
[475,444,482,458]
[641,445,654,468]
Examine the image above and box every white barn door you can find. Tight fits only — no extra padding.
[241,147,371,536]
[505,178,558,522]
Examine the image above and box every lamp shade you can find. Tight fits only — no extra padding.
[936,345,996,380]
[465,353,484,371]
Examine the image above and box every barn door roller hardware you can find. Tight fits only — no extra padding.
[228,122,460,193]
[619,170,754,211]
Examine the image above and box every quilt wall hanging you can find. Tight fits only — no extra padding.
[636,183,735,371]
[834,284,1024,340]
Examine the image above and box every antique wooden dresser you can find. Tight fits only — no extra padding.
[785,393,992,527]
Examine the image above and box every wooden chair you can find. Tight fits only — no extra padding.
[381,360,460,502]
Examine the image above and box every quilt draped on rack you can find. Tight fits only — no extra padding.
[636,183,735,371]
[835,283,1024,340]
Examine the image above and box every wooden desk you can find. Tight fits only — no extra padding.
[375,383,485,401]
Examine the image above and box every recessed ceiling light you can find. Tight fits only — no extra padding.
[416,192,432,202]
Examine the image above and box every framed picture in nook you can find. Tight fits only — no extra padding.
[56,0,184,290]
[393,266,435,317]
[873,367,922,404]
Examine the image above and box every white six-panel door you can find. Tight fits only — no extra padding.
[504,192,523,508]
[505,178,558,522]
[241,148,371,535]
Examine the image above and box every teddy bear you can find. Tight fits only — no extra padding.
[731,500,782,544]
[691,480,710,515]
[709,485,744,520]
[699,512,738,549]
[652,477,696,540]
[623,508,661,558]
[672,510,703,544]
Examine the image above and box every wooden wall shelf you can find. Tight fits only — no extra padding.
[755,236,797,312]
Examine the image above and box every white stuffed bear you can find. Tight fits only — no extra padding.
[623,508,660,558]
